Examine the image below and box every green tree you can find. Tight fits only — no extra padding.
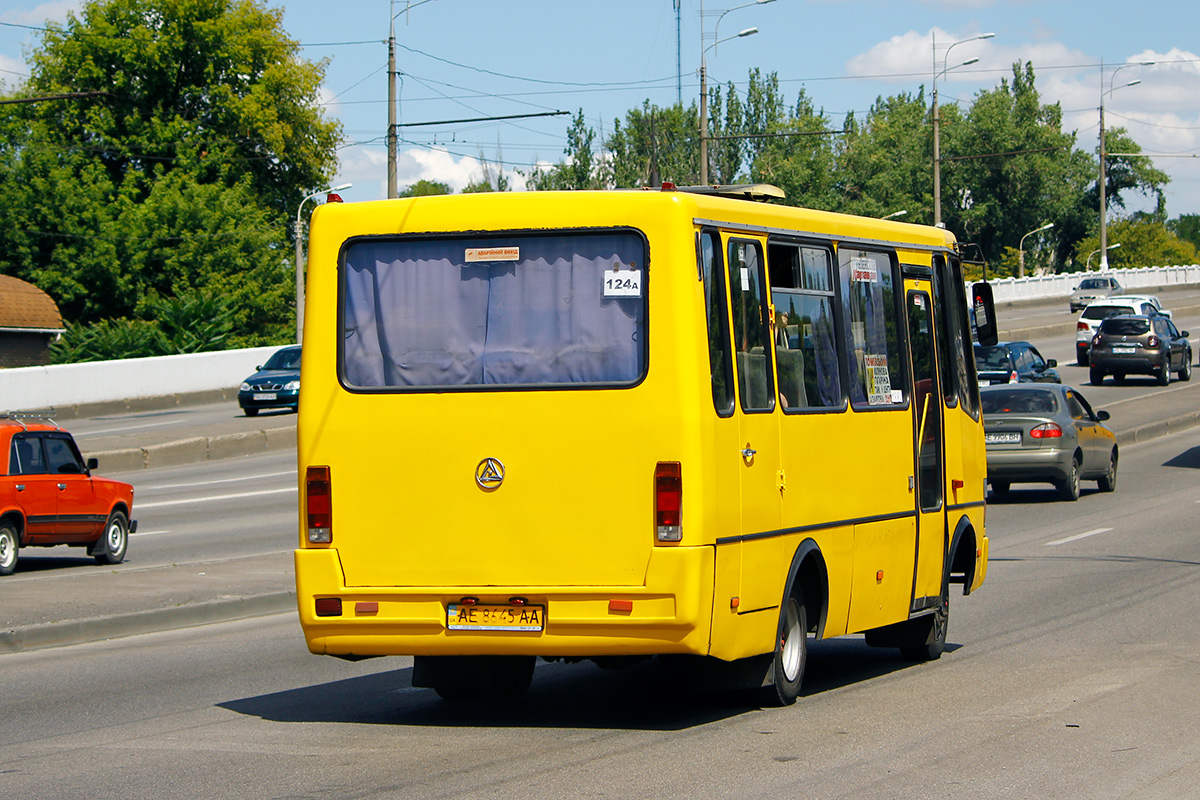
[400,179,452,197]
[1073,219,1199,270]
[461,151,510,193]
[945,62,1087,269]
[1167,214,1200,252]
[525,109,604,190]
[0,0,341,352]
[834,90,930,220]
[605,101,698,188]
[749,87,837,211]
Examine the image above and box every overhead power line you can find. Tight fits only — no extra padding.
[398,110,569,128]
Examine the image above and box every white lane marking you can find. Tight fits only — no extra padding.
[1101,382,1197,408]
[146,471,295,491]
[136,487,296,509]
[1046,527,1113,546]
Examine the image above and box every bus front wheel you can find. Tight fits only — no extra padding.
[760,593,807,707]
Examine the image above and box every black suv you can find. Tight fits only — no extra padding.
[1089,315,1192,386]
[973,341,1061,386]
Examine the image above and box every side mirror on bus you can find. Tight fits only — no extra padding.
[972,282,998,347]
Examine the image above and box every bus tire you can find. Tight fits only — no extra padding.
[900,592,948,662]
[759,593,807,707]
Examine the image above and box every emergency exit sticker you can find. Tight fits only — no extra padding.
[465,246,520,262]
[603,269,642,297]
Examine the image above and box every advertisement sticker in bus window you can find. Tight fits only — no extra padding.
[865,354,891,405]
[740,266,750,288]
[465,246,520,262]
[603,266,643,297]
[851,257,878,283]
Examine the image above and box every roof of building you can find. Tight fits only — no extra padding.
[0,274,64,331]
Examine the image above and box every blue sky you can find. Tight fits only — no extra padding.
[3,0,1199,218]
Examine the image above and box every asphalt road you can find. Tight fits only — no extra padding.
[1,426,1197,799]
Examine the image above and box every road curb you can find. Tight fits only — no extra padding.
[1116,410,1200,445]
[0,591,297,654]
[87,426,296,472]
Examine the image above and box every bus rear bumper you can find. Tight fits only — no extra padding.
[294,546,715,659]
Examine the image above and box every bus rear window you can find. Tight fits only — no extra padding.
[340,231,647,389]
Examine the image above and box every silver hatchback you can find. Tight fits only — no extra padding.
[981,384,1117,501]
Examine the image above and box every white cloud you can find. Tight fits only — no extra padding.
[331,144,529,201]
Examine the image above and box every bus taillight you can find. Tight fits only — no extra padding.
[306,466,332,543]
[655,461,682,542]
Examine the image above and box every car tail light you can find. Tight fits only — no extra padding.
[1147,335,1160,348]
[1008,371,1019,384]
[655,461,682,542]
[306,465,332,543]
[1030,423,1062,439]
[1077,321,1089,332]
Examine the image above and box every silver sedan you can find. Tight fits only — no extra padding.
[981,384,1117,501]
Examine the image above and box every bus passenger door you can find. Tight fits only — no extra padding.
[906,287,947,608]
[726,236,782,614]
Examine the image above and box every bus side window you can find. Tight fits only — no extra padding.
[699,230,735,416]
[944,257,980,417]
[768,241,842,411]
[839,248,906,409]
[931,256,957,408]
[728,238,774,412]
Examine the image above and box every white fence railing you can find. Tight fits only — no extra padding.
[985,264,1200,303]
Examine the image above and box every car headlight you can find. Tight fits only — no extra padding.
[284,380,300,391]
[240,382,251,391]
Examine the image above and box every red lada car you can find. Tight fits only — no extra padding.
[0,414,136,576]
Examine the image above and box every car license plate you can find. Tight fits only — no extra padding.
[985,431,1021,444]
[978,380,990,387]
[253,392,277,401]
[1112,346,1136,354]
[447,603,545,632]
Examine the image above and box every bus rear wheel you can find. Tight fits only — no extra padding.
[759,593,807,707]
[901,592,948,662]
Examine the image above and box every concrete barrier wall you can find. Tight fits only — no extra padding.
[985,264,1200,303]
[2,345,283,412]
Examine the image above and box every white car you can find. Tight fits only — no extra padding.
[1069,275,1123,313]
[1075,294,1172,365]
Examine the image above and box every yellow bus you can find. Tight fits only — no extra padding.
[294,185,992,705]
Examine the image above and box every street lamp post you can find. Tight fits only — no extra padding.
[1098,60,1153,268]
[1018,222,1054,278]
[699,0,772,186]
[932,32,994,227]
[1086,242,1121,271]
[388,0,441,199]
[882,210,908,220]
[295,183,352,343]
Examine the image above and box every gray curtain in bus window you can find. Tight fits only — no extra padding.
[342,234,644,387]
